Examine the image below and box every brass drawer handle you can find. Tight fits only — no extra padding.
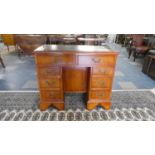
[101,81,105,87]
[92,58,101,63]
[99,68,107,74]
[43,69,59,75]
[46,70,52,74]
[96,92,104,97]
[96,81,105,87]
[45,80,56,86]
[46,81,50,85]
[49,92,55,98]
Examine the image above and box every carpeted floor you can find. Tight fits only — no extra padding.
[1,43,155,90]
[0,90,155,121]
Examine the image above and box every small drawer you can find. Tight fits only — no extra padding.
[60,54,76,65]
[91,77,112,88]
[41,90,63,100]
[36,54,76,65]
[38,67,61,77]
[92,67,113,76]
[90,90,111,100]
[36,54,57,65]
[39,77,61,88]
[78,55,115,66]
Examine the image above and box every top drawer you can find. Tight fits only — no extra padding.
[78,55,115,66]
[36,54,76,66]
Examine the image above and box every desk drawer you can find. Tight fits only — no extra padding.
[91,77,112,88]
[39,77,61,88]
[38,67,61,77]
[92,67,113,76]
[36,54,76,65]
[90,90,111,100]
[78,55,115,66]
[41,90,63,100]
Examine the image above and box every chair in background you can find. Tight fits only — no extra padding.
[1,34,17,52]
[0,52,5,68]
[127,39,133,58]
[128,34,150,61]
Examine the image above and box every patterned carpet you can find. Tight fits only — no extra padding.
[0,90,155,121]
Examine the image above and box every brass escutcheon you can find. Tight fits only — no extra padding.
[46,80,56,86]
[96,92,104,97]
[99,68,107,74]
[101,81,105,87]
[49,92,55,97]
[92,58,101,63]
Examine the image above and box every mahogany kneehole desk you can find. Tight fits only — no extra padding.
[34,45,119,110]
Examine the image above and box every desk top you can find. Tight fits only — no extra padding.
[34,45,119,54]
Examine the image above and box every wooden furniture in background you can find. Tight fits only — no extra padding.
[147,56,155,80]
[1,34,16,52]
[77,37,105,45]
[0,54,5,68]
[34,45,118,110]
[0,34,2,42]
[142,50,155,80]
[115,34,126,45]
[128,34,150,61]
[47,34,83,45]
[14,35,47,56]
